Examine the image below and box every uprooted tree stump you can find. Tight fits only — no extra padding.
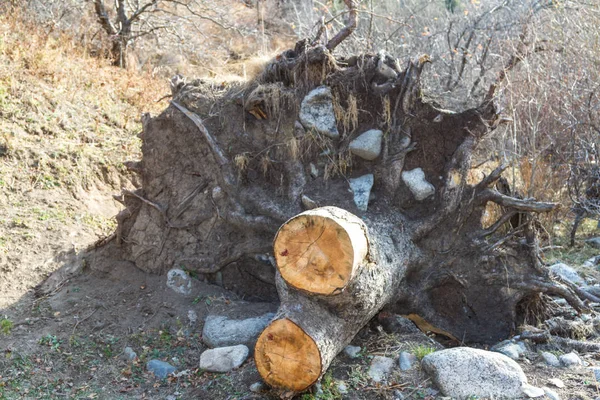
[111,4,592,392]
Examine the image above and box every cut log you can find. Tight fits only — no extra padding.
[256,207,410,391]
[273,207,369,295]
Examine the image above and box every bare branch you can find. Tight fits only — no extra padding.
[479,189,558,212]
[326,0,358,51]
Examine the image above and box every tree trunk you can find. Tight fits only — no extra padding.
[113,36,590,393]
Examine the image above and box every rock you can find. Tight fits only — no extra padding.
[550,263,585,286]
[187,310,198,326]
[202,313,274,348]
[421,347,528,399]
[344,345,361,358]
[590,366,600,382]
[547,378,565,388]
[379,314,421,335]
[212,186,224,201]
[310,163,319,178]
[541,352,560,367]
[393,390,405,400]
[166,268,192,295]
[249,382,266,393]
[543,387,560,400]
[301,195,318,210]
[585,237,600,249]
[522,383,545,398]
[122,347,137,362]
[491,340,526,360]
[583,255,600,268]
[147,359,177,379]
[399,351,417,371]
[199,345,249,372]
[402,168,435,201]
[337,382,348,394]
[294,120,306,138]
[349,129,383,160]
[582,285,600,298]
[166,396,177,400]
[299,86,339,138]
[559,352,583,367]
[368,356,395,382]
[349,174,374,212]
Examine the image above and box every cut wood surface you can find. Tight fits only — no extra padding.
[255,318,321,391]
[273,207,369,295]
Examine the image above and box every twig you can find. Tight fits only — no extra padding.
[326,0,358,51]
[72,307,99,334]
[479,189,557,212]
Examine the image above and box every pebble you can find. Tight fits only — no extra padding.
[541,351,560,367]
[249,382,266,393]
[543,386,561,400]
[166,268,192,295]
[559,352,583,367]
[337,382,348,394]
[521,383,545,398]
[122,346,137,362]
[147,359,177,379]
[399,351,417,371]
[344,345,361,358]
[547,378,565,388]
[368,356,395,382]
[199,344,249,372]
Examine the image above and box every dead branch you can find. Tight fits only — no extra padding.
[479,189,557,212]
[519,330,600,353]
[326,0,358,51]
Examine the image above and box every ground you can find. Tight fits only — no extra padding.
[2,10,600,400]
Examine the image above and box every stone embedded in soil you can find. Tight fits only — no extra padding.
[549,263,585,286]
[491,340,526,360]
[147,359,177,379]
[187,310,198,326]
[559,352,583,367]
[299,86,339,138]
[337,382,348,394]
[592,367,600,382]
[522,383,545,398]
[202,313,274,348]
[122,347,138,362]
[541,352,560,367]
[543,387,561,400]
[199,344,249,372]
[402,168,435,201]
[547,378,565,388]
[379,314,422,335]
[249,382,266,393]
[399,351,417,371]
[349,129,383,160]
[349,174,374,212]
[368,356,395,382]
[344,345,361,358]
[422,347,528,399]
[166,268,192,295]
[301,195,318,210]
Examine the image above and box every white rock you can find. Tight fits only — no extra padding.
[543,386,561,400]
[547,378,565,388]
[421,347,528,399]
[301,195,318,210]
[299,86,339,138]
[368,356,395,383]
[492,340,527,360]
[559,352,583,367]
[344,345,361,358]
[249,382,266,393]
[522,383,545,398]
[349,129,383,160]
[166,268,192,295]
[541,352,560,367]
[310,163,319,178]
[337,382,348,394]
[199,345,249,372]
[349,174,374,212]
[202,313,274,348]
[187,310,198,326]
[402,168,435,201]
[399,351,417,371]
[550,263,585,286]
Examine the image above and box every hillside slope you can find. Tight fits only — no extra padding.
[0,12,164,307]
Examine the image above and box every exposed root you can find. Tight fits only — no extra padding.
[520,330,600,353]
[480,189,557,212]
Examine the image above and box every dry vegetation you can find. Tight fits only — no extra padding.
[0,10,165,306]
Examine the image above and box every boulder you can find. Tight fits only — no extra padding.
[299,86,339,138]
[349,129,383,160]
[491,340,527,360]
[559,352,583,367]
[199,345,249,372]
[540,351,560,367]
[422,347,528,399]
[202,313,274,348]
